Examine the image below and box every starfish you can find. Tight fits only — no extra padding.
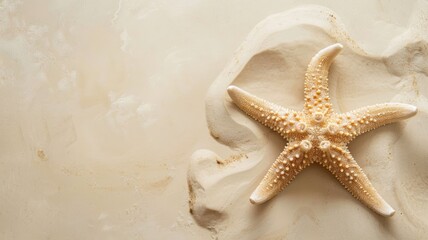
[227,43,417,217]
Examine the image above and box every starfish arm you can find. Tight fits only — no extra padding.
[250,141,312,204]
[321,145,395,216]
[227,86,305,139]
[334,103,417,142]
[303,43,343,116]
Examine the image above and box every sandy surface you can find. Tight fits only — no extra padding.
[1,0,427,239]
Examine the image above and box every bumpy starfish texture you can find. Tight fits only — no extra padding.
[227,43,417,217]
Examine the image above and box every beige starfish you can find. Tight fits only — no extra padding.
[227,43,417,217]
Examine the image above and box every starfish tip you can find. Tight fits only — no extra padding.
[324,43,343,55]
[405,104,418,117]
[375,201,396,217]
[310,43,343,68]
[333,43,344,49]
[392,103,418,119]
[227,85,240,98]
[249,191,268,205]
[227,85,238,93]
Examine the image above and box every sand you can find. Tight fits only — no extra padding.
[1,1,427,239]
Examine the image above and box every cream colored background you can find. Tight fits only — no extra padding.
[0,0,426,239]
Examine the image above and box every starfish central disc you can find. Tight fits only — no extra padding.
[313,112,324,122]
[319,140,331,151]
[300,140,312,152]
